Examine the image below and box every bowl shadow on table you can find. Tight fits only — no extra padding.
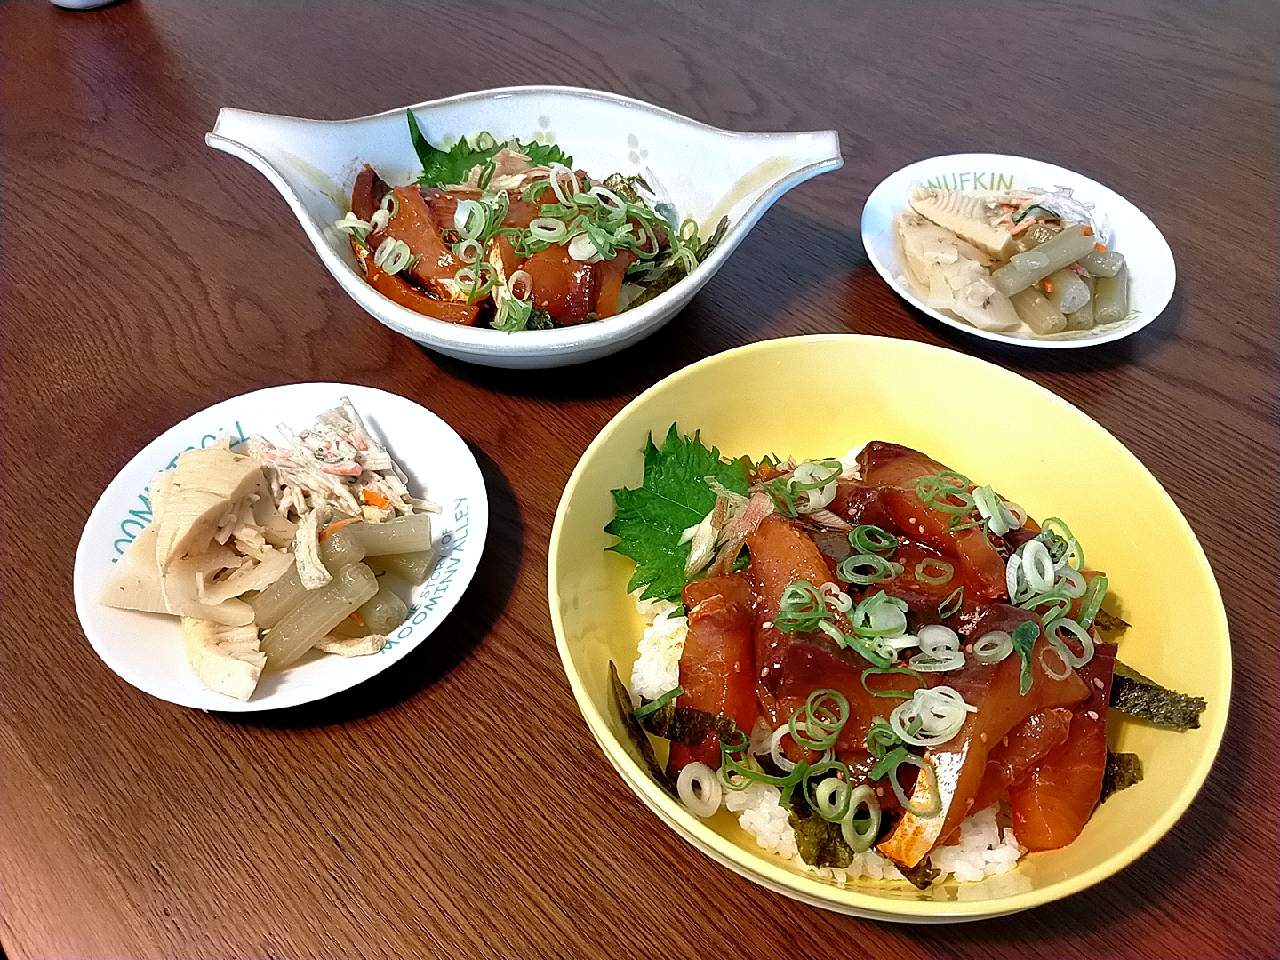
[428,205,862,402]
[221,442,520,730]
[899,284,1185,377]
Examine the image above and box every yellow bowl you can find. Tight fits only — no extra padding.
[548,335,1230,921]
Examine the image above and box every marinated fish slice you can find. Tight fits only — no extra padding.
[908,186,1015,259]
[180,617,266,701]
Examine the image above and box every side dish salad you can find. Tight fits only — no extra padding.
[895,184,1130,338]
[335,113,726,331]
[606,428,1204,887]
[100,400,440,701]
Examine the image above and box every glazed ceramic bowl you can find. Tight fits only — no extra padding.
[548,335,1228,920]
[206,86,841,368]
[862,154,1175,348]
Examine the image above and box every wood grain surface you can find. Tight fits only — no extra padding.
[2,1,1276,958]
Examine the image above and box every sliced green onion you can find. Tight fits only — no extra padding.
[806,760,854,822]
[788,689,850,751]
[453,237,483,264]
[633,685,683,721]
[1047,617,1095,668]
[1012,620,1039,695]
[1078,575,1108,629]
[973,484,1020,536]
[774,581,830,633]
[872,747,942,818]
[529,218,568,243]
[914,558,954,585]
[850,525,897,556]
[915,471,974,515]
[373,237,413,275]
[972,630,1013,664]
[890,686,975,747]
[1039,517,1084,571]
[837,553,902,585]
[938,586,964,619]
[453,199,487,239]
[333,212,372,238]
[865,718,901,760]
[676,761,722,817]
[1039,643,1073,681]
[841,785,881,852]
[861,666,927,700]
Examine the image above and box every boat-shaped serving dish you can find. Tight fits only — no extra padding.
[207,86,842,368]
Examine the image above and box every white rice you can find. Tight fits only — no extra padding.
[629,594,1026,888]
[627,592,687,704]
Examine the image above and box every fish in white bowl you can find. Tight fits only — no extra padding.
[206,86,842,369]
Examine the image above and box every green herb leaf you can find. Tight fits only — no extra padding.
[1012,620,1040,695]
[408,111,573,188]
[605,425,749,602]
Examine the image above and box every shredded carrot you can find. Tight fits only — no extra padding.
[1042,279,1055,294]
[348,610,365,627]
[361,488,390,509]
[319,516,362,541]
[1094,242,1108,252]
[1081,225,1094,236]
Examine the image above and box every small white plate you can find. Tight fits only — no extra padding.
[73,383,488,712]
[861,153,1175,348]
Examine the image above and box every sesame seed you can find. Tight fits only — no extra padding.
[1086,710,1099,721]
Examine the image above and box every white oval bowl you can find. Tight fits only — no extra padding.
[861,153,1175,348]
[207,86,842,368]
[74,383,488,712]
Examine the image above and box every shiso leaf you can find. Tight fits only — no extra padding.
[608,661,675,795]
[407,110,572,188]
[788,796,854,869]
[637,699,737,746]
[1098,750,1144,805]
[605,425,750,602]
[1110,661,1207,730]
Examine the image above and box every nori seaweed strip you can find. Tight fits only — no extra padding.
[637,699,737,746]
[608,662,676,796]
[526,308,557,331]
[897,857,940,890]
[788,795,854,869]
[1110,661,1207,730]
[698,216,730,260]
[1097,750,1144,806]
[1093,608,1130,634]
[624,217,730,312]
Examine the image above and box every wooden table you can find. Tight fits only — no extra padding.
[3,1,1276,957]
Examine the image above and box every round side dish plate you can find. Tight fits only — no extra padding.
[548,335,1228,921]
[74,383,488,712]
[861,154,1175,348]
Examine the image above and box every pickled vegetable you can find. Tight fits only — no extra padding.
[991,226,1098,297]
[367,548,437,584]
[250,527,366,629]
[1079,248,1125,277]
[1093,263,1130,323]
[1044,268,1091,315]
[1065,278,1095,331]
[331,585,408,638]
[261,563,379,668]
[349,514,434,556]
[1011,286,1068,335]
